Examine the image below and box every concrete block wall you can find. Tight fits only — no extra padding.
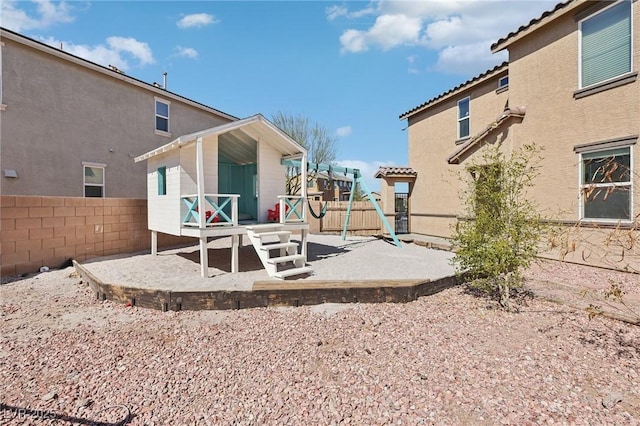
[0,196,191,277]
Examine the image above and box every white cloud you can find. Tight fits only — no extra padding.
[340,14,422,54]
[107,37,154,65]
[333,0,558,74]
[1,0,74,32]
[326,3,377,21]
[175,46,199,59]
[40,36,155,71]
[326,5,348,21]
[340,29,369,53]
[435,42,508,74]
[177,13,217,29]
[336,126,352,137]
[407,54,419,74]
[367,14,423,51]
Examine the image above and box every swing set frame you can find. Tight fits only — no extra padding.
[281,159,402,247]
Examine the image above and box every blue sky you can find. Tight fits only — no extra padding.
[2,0,557,191]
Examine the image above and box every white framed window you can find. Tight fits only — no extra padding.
[83,162,106,198]
[579,147,632,221]
[155,98,170,133]
[579,0,632,89]
[457,97,470,139]
[498,76,509,89]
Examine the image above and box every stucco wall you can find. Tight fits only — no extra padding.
[406,3,639,230]
[403,2,639,271]
[507,4,640,221]
[407,68,509,237]
[0,35,233,198]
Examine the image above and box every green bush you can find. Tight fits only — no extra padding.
[451,143,546,310]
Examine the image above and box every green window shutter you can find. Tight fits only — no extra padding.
[158,166,167,195]
[581,1,631,88]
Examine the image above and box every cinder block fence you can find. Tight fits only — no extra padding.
[0,196,190,277]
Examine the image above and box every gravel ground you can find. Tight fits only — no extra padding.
[1,258,639,425]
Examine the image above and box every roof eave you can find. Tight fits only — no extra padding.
[491,0,580,53]
[447,108,526,165]
[134,114,306,163]
[399,62,508,121]
[0,27,238,123]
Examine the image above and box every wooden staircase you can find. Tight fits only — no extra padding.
[246,224,313,279]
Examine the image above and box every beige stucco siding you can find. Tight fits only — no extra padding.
[0,37,232,198]
[407,72,509,237]
[507,4,640,222]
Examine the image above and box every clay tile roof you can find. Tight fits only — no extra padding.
[399,62,508,120]
[447,106,526,165]
[374,167,417,178]
[491,0,573,51]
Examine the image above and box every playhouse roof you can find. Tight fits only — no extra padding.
[134,114,306,163]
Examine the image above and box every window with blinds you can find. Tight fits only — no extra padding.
[580,0,632,88]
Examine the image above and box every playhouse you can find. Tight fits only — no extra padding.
[134,114,312,279]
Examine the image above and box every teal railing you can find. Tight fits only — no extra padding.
[277,195,305,223]
[181,194,239,227]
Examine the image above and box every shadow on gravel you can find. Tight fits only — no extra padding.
[0,403,132,425]
[461,281,535,311]
[174,239,366,272]
[305,238,382,261]
[577,328,640,359]
[177,245,264,273]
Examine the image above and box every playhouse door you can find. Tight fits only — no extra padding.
[218,163,257,221]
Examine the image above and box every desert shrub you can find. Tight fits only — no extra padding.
[451,143,546,310]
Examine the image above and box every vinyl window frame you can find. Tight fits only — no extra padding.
[154,97,171,136]
[578,146,633,222]
[83,162,106,198]
[578,0,633,90]
[457,96,470,140]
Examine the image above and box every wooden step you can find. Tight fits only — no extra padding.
[254,231,291,239]
[260,242,298,251]
[267,254,305,264]
[273,266,314,279]
[246,224,284,232]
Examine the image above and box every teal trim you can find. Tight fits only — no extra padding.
[204,195,232,223]
[352,174,401,248]
[282,159,401,247]
[284,197,304,220]
[219,162,257,220]
[181,195,235,226]
[341,174,357,240]
[182,197,199,223]
[157,166,166,195]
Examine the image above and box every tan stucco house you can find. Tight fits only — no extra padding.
[308,171,353,202]
[0,27,237,199]
[396,0,639,270]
